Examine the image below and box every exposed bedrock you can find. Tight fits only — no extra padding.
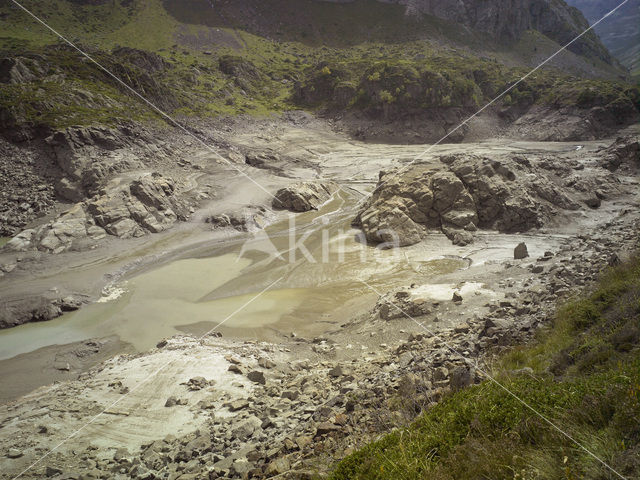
[272,182,337,212]
[45,125,148,202]
[4,173,188,254]
[354,150,621,247]
[601,135,640,172]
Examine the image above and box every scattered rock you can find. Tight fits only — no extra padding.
[315,422,340,437]
[266,456,291,475]
[227,399,249,412]
[7,448,22,459]
[514,242,529,259]
[45,466,62,477]
[164,396,187,407]
[58,296,82,312]
[449,366,474,390]
[185,376,211,391]
[258,356,276,369]
[247,370,266,385]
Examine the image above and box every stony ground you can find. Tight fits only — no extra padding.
[1,203,638,479]
[0,118,638,479]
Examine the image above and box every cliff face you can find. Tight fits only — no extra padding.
[566,0,640,75]
[318,0,612,63]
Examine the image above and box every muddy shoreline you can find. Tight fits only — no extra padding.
[1,204,638,478]
[0,117,638,478]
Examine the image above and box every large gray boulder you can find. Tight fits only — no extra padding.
[514,242,529,260]
[273,182,337,212]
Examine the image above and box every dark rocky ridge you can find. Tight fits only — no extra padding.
[164,0,613,67]
[320,0,612,64]
[567,0,640,74]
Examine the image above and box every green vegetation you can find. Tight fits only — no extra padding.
[330,252,640,479]
[294,54,639,120]
[162,0,482,48]
[0,0,637,130]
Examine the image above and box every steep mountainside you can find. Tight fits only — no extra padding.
[163,0,612,64]
[566,0,640,76]
[0,0,636,143]
[343,0,612,63]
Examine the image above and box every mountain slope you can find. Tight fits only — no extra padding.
[162,0,610,62]
[566,0,640,76]
[0,0,636,142]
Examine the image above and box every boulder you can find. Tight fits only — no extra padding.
[0,296,67,328]
[266,457,291,475]
[258,356,276,369]
[449,366,474,390]
[273,182,337,212]
[246,370,266,385]
[354,153,572,247]
[4,229,35,252]
[514,242,529,260]
[7,448,23,459]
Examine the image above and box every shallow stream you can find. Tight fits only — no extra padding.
[0,190,467,361]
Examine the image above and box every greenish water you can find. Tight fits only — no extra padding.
[0,190,468,360]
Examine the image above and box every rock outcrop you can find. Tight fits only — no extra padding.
[354,152,614,247]
[273,182,337,212]
[205,205,273,232]
[0,294,83,329]
[45,126,145,202]
[0,57,44,84]
[4,173,188,254]
[601,136,640,172]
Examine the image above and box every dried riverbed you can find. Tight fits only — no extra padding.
[0,120,638,478]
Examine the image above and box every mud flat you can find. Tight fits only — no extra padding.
[1,202,638,479]
[0,121,638,478]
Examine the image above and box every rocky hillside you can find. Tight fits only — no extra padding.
[164,0,612,63]
[330,0,612,63]
[0,0,634,141]
[567,0,640,76]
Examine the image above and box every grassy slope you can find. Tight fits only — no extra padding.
[330,253,640,479]
[0,0,636,130]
